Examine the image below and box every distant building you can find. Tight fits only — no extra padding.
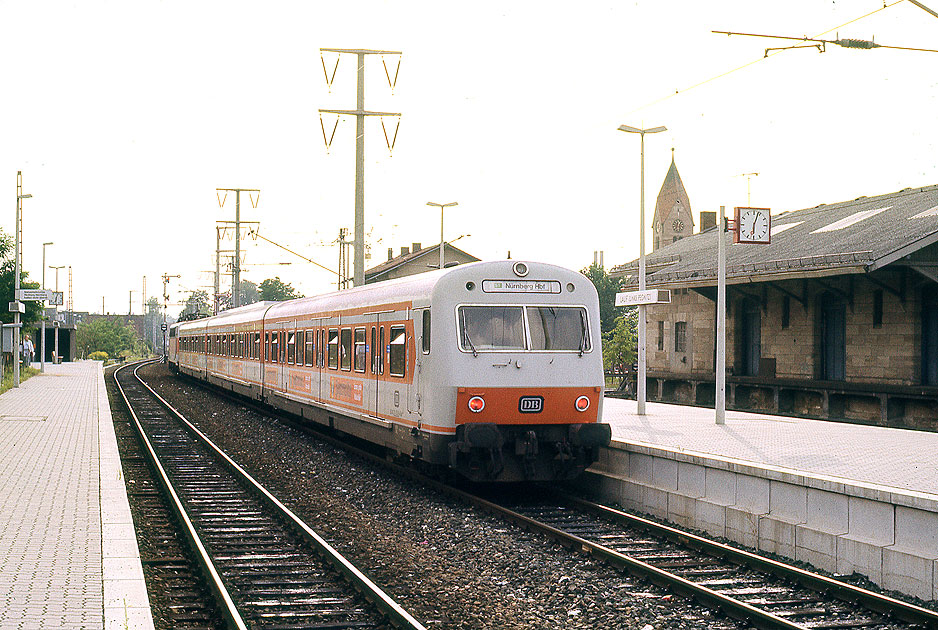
[365,242,480,284]
[611,184,938,429]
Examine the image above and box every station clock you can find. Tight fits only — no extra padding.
[734,207,772,244]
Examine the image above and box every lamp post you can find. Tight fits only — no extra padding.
[426,201,458,270]
[14,172,32,387]
[617,124,667,416]
[51,265,65,364]
[41,242,53,373]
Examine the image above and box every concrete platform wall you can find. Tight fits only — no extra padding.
[576,441,938,602]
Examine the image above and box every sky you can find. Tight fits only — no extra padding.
[1,1,937,315]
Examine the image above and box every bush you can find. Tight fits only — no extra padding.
[89,351,109,362]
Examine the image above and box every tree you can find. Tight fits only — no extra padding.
[179,290,212,321]
[258,277,302,301]
[239,279,259,305]
[143,296,161,352]
[580,263,621,336]
[603,308,638,372]
[76,318,144,359]
[0,229,43,326]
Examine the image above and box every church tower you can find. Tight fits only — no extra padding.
[651,150,694,251]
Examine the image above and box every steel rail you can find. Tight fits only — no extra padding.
[115,360,248,630]
[564,494,938,629]
[126,360,427,630]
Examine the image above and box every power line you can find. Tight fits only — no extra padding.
[626,0,903,115]
[247,227,339,276]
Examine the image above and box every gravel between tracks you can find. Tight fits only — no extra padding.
[138,363,748,630]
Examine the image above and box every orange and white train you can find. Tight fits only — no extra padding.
[168,260,611,482]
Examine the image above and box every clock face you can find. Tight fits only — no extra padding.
[672,219,684,232]
[736,207,771,244]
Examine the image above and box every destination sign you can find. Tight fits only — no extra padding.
[615,289,671,306]
[482,280,561,294]
[15,289,53,302]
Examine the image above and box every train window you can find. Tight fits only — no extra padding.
[354,328,366,372]
[305,330,314,366]
[264,333,270,361]
[328,329,338,369]
[287,332,296,364]
[527,306,591,352]
[340,329,352,371]
[458,306,525,352]
[271,332,279,363]
[371,327,377,373]
[378,327,385,374]
[389,326,406,377]
[296,331,305,365]
[279,331,287,363]
[422,310,431,354]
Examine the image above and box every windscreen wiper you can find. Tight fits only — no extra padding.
[461,311,478,357]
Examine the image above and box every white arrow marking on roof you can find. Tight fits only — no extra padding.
[770,221,803,235]
[811,207,890,233]
[911,206,938,219]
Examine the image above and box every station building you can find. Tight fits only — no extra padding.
[365,241,479,284]
[611,173,938,430]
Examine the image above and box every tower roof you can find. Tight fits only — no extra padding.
[652,155,693,228]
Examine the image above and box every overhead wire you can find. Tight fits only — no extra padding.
[625,0,905,115]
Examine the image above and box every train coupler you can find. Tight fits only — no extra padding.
[517,430,539,478]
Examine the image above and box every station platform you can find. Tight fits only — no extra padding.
[579,397,938,601]
[0,361,153,630]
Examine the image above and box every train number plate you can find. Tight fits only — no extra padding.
[518,396,544,413]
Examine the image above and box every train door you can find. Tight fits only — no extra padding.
[407,309,425,418]
[366,313,386,419]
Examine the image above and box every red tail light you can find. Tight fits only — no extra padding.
[575,395,590,412]
[468,396,485,413]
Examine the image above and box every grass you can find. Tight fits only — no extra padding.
[0,365,41,395]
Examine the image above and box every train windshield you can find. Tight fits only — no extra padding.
[458,305,589,352]
[527,306,590,351]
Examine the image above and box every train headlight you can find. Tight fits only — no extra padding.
[575,395,590,412]
[468,396,486,413]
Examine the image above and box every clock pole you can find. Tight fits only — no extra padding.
[716,205,727,425]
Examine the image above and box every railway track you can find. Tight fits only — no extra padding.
[157,368,938,629]
[114,360,426,630]
[483,490,938,630]
[113,422,225,629]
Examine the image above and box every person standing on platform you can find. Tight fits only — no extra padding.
[23,334,34,366]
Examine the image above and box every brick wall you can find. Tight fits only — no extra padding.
[645,274,922,387]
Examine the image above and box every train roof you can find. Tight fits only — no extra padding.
[174,260,591,330]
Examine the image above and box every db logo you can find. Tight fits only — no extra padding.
[518,396,544,413]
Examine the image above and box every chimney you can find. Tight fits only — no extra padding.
[388,247,393,261]
[401,246,410,256]
[412,242,421,252]
[699,211,717,232]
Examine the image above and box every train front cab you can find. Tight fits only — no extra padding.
[427,262,612,482]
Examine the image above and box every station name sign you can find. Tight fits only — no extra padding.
[482,280,561,294]
[615,289,671,307]
[15,289,64,305]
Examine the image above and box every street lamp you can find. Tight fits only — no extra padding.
[14,172,32,387]
[41,242,53,373]
[618,123,667,416]
[426,201,458,271]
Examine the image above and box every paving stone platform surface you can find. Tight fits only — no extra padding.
[0,361,152,630]
[603,397,938,497]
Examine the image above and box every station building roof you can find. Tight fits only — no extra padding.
[611,184,938,289]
